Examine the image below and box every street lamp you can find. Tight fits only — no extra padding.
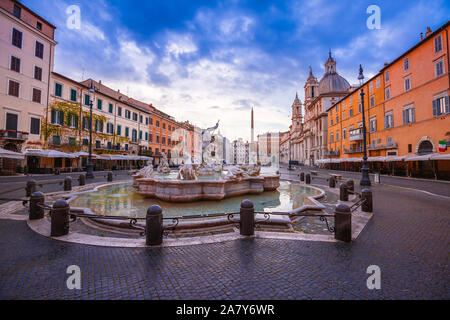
[86,81,95,179]
[358,65,371,187]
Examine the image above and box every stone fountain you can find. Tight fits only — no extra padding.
[134,121,280,202]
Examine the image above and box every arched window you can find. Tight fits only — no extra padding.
[418,140,433,155]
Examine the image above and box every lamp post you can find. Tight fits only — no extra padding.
[358,65,371,187]
[86,81,95,179]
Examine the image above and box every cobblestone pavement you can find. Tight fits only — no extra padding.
[0,175,448,300]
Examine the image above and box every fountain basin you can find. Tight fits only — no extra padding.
[135,175,281,202]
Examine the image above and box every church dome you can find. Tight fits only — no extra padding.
[318,50,351,95]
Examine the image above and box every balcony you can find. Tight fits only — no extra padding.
[326,150,340,157]
[0,130,28,142]
[368,142,398,151]
[349,128,364,142]
[344,147,363,154]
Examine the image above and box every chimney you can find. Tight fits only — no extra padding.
[425,27,432,37]
[99,80,102,85]
[420,33,423,41]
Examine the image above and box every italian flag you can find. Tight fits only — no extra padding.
[439,140,447,152]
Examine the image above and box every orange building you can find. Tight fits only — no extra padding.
[326,21,450,179]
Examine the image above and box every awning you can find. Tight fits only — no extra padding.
[0,148,24,160]
[24,149,76,158]
[430,153,450,160]
[367,156,386,162]
[404,154,435,162]
[384,156,406,162]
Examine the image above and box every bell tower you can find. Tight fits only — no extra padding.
[291,92,303,130]
[304,66,319,107]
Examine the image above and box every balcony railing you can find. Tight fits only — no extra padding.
[349,128,364,142]
[344,147,363,154]
[368,142,398,151]
[0,130,28,141]
[326,150,340,157]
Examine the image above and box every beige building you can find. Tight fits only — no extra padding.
[290,51,352,165]
[0,0,56,159]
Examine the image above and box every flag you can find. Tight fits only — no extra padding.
[439,140,447,152]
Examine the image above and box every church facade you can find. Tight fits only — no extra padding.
[289,51,352,165]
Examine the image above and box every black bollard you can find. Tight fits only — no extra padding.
[300,172,305,182]
[107,171,113,182]
[240,200,255,236]
[305,174,311,185]
[29,191,45,220]
[26,179,37,197]
[361,188,373,213]
[334,204,352,242]
[79,174,86,186]
[64,177,72,191]
[329,176,336,188]
[146,205,163,246]
[340,183,349,201]
[346,179,354,192]
[50,200,70,237]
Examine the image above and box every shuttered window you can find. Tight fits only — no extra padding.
[34,66,42,81]
[403,107,415,124]
[35,41,44,59]
[70,89,77,102]
[32,88,41,103]
[10,56,20,72]
[12,28,22,48]
[30,118,40,135]
[432,96,450,117]
[51,110,64,125]
[55,83,62,97]
[8,80,20,97]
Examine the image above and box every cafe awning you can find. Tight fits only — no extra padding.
[24,149,76,159]
[0,148,24,160]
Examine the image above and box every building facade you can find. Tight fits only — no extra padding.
[327,22,450,178]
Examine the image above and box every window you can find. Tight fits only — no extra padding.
[404,57,409,71]
[330,118,333,126]
[336,131,339,142]
[330,109,333,116]
[35,41,44,59]
[403,106,415,125]
[376,77,380,88]
[163,122,166,129]
[370,95,375,107]
[10,56,20,72]
[369,118,377,133]
[335,115,338,123]
[125,144,129,151]
[69,137,76,146]
[342,111,345,120]
[109,103,113,113]
[125,110,131,119]
[55,83,62,97]
[30,118,40,135]
[117,125,122,136]
[132,129,138,142]
[432,96,449,116]
[95,120,103,133]
[435,60,444,77]
[358,103,362,113]
[162,136,166,145]
[404,77,411,92]
[369,82,373,92]
[140,115,143,123]
[51,110,64,125]
[139,131,143,140]
[8,80,20,97]
[149,133,153,142]
[435,35,443,53]
[84,94,90,106]
[118,107,122,117]
[125,127,129,138]
[34,66,42,81]
[168,125,171,131]
[97,99,103,110]
[408,144,413,153]
[107,123,114,134]
[12,28,22,48]
[343,128,347,140]
[68,114,78,128]
[385,87,391,100]
[13,4,21,18]
[349,108,353,117]
[156,135,160,143]
[83,139,89,146]
[156,120,160,127]
[82,117,90,130]
[95,141,101,149]
[149,118,153,125]
[330,133,334,143]
[385,70,390,83]
[70,89,77,102]
[36,22,42,31]
[52,135,61,146]
[145,132,148,141]
[32,88,41,103]
[146,117,149,125]
[133,112,138,121]
[384,111,393,129]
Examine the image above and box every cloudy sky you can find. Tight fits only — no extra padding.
[23,0,450,141]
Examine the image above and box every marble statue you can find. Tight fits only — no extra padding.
[222,166,249,181]
[177,151,197,180]
[134,165,155,179]
[157,153,171,174]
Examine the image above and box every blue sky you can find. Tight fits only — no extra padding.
[23,0,450,141]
